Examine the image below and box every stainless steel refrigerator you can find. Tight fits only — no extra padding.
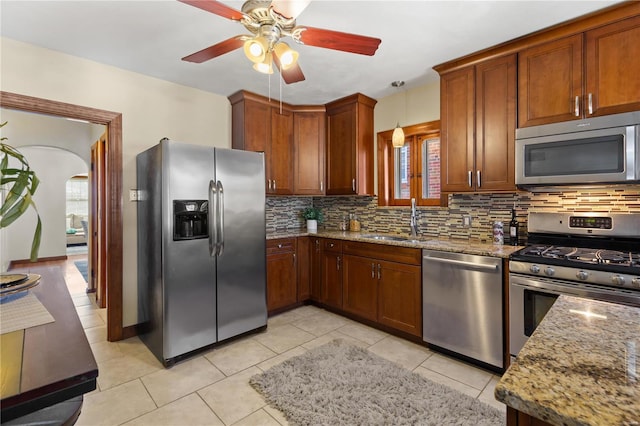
[137,138,266,366]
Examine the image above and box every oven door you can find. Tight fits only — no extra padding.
[509,273,636,357]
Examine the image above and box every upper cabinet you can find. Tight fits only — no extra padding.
[439,54,516,193]
[325,94,377,195]
[230,91,326,196]
[294,107,326,195]
[519,14,640,127]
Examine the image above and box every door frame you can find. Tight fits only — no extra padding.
[1,91,125,341]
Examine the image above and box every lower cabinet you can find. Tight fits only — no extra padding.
[377,260,421,336]
[343,255,378,321]
[320,239,343,309]
[266,238,297,313]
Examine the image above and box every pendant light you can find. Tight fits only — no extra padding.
[391,81,405,148]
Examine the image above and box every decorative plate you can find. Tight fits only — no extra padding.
[0,274,41,296]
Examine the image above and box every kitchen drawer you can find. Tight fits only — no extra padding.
[267,238,296,255]
[322,239,343,253]
[343,241,421,265]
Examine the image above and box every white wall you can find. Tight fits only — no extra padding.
[1,37,231,326]
[3,147,87,264]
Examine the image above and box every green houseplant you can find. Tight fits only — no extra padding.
[302,207,323,233]
[0,121,42,262]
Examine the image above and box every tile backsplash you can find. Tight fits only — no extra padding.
[267,186,640,242]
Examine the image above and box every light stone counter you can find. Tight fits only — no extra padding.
[267,229,522,258]
[495,295,640,426]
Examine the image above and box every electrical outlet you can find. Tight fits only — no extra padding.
[463,215,472,227]
[129,189,140,202]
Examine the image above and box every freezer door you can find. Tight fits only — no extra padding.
[163,140,217,359]
[214,148,267,341]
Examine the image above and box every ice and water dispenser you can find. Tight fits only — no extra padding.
[173,200,208,240]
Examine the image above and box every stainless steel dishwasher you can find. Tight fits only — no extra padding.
[422,249,503,369]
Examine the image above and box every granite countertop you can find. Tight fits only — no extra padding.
[495,295,640,426]
[267,229,522,258]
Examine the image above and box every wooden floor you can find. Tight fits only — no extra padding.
[25,253,91,297]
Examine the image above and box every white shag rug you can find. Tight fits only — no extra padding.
[250,339,505,426]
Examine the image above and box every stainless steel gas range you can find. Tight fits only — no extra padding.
[509,212,640,358]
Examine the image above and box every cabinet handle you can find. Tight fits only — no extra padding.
[377,263,381,280]
[574,95,580,117]
[278,243,283,248]
[467,171,472,188]
[476,170,481,188]
[268,179,272,191]
[320,181,323,192]
[352,178,356,192]
[337,256,341,271]
[273,180,277,191]
[371,263,375,279]
[293,253,296,265]
[588,93,593,115]
[329,243,334,248]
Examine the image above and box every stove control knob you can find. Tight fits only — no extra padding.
[576,271,589,281]
[530,265,540,274]
[611,275,626,286]
[632,278,640,288]
[544,267,555,277]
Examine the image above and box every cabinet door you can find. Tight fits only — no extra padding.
[243,101,270,153]
[321,251,343,309]
[475,54,516,191]
[326,103,356,195]
[342,255,378,322]
[270,108,294,195]
[585,15,640,117]
[377,260,422,337]
[294,111,325,195]
[310,238,322,301]
[440,67,475,192]
[296,237,310,302]
[518,34,583,127]
[266,251,297,312]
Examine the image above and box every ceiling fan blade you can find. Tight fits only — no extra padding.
[295,26,381,56]
[178,0,245,21]
[271,0,311,19]
[182,36,245,63]
[273,55,306,84]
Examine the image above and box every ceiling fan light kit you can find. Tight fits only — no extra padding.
[179,0,381,84]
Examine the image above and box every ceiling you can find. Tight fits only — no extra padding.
[0,1,619,105]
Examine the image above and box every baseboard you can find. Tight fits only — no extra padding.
[121,324,140,340]
[9,255,68,269]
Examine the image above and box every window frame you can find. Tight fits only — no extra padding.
[377,120,442,207]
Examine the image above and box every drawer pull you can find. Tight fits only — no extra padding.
[278,244,283,248]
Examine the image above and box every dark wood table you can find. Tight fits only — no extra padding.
[1,265,98,422]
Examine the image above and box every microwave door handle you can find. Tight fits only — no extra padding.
[216,180,224,257]
[208,180,217,257]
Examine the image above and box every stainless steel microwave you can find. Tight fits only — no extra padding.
[515,111,640,188]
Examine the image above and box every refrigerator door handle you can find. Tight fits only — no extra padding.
[209,180,218,257]
[216,180,225,257]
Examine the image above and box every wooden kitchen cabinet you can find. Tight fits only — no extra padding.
[266,238,297,313]
[309,237,322,301]
[296,236,311,302]
[519,15,640,127]
[343,255,378,322]
[325,94,377,195]
[320,239,343,309]
[294,109,326,195]
[342,241,423,337]
[440,54,516,193]
[377,260,421,336]
[229,91,294,195]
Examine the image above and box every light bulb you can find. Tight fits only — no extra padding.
[273,42,299,70]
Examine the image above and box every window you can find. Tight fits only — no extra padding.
[66,175,88,217]
[377,121,441,206]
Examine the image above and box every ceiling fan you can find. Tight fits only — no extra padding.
[179,0,382,84]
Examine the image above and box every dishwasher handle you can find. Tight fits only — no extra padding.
[423,255,499,272]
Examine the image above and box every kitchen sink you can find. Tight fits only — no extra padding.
[360,234,413,242]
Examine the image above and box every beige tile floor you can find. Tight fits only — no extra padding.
[63,257,505,426]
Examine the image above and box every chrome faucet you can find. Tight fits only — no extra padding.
[410,198,418,237]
